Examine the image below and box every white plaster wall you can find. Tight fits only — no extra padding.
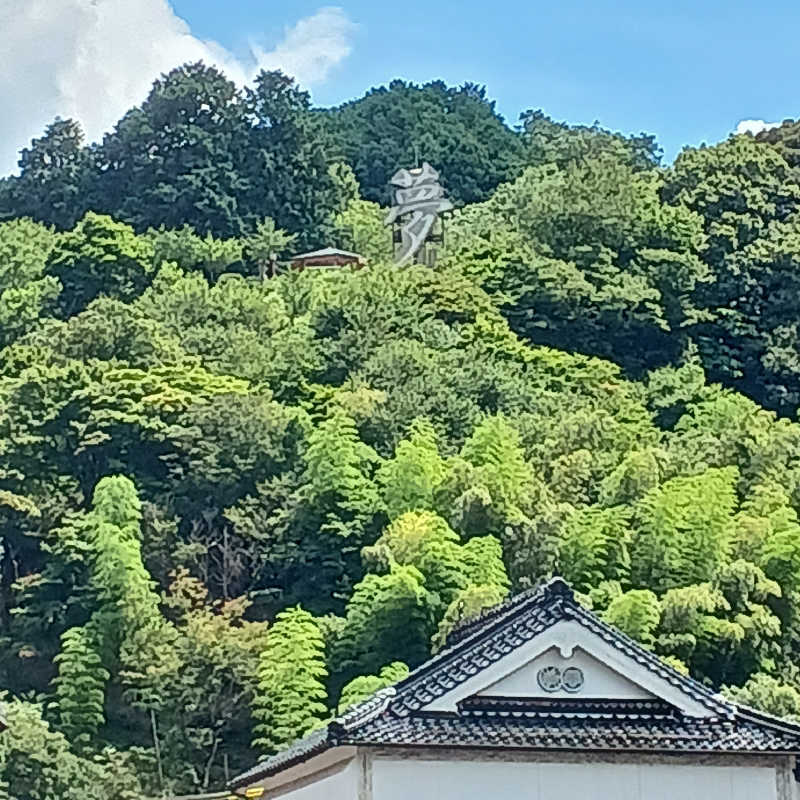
[267,756,358,800]
[372,758,778,800]
[479,646,655,700]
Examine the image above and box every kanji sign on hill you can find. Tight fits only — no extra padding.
[385,162,453,266]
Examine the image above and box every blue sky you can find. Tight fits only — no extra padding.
[1,1,797,173]
[172,0,798,161]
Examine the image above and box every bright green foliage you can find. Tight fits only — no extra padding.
[252,607,327,756]
[52,625,109,743]
[519,110,662,172]
[724,673,800,721]
[302,409,383,538]
[197,232,243,283]
[331,198,393,263]
[150,229,244,285]
[245,217,298,280]
[656,583,737,676]
[6,72,800,791]
[137,267,321,397]
[50,476,166,746]
[337,662,409,713]
[48,212,154,316]
[363,512,460,574]
[360,511,508,660]
[603,590,661,647]
[363,511,508,616]
[446,149,709,375]
[0,218,60,348]
[0,695,149,800]
[332,566,432,691]
[461,536,511,592]
[440,414,536,536]
[599,448,666,506]
[150,225,208,272]
[376,419,446,520]
[560,506,633,593]
[653,569,781,686]
[711,560,782,684]
[137,570,268,791]
[631,467,738,593]
[756,488,800,596]
[432,583,508,652]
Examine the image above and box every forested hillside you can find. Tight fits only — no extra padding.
[3,64,800,797]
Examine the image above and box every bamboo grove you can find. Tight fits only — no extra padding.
[3,64,800,797]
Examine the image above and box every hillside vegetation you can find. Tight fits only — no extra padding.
[3,65,800,797]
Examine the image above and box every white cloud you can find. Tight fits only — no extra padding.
[0,1,356,174]
[735,119,782,137]
[252,7,357,86]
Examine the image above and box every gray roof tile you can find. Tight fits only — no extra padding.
[231,578,800,788]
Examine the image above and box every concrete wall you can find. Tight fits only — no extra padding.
[372,756,779,800]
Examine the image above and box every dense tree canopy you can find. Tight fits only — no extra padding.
[3,62,800,798]
[322,80,524,206]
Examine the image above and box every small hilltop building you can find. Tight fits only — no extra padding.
[289,248,366,270]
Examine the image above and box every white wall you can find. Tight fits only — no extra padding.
[265,756,358,800]
[372,757,778,800]
[479,646,655,700]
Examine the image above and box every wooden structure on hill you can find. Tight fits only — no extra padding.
[289,248,366,270]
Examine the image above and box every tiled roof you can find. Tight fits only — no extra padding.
[343,708,800,754]
[390,578,732,719]
[231,578,800,788]
[290,247,364,261]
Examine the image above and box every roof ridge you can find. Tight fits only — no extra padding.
[230,579,800,789]
[333,686,397,732]
[390,578,734,719]
[445,577,572,647]
[568,602,734,718]
[229,687,398,788]
[733,701,800,737]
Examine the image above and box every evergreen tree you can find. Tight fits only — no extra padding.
[251,607,328,755]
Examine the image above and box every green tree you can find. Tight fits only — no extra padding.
[0,118,90,229]
[519,109,662,172]
[0,695,149,800]
[251,607,327,756]
[337,661,409,713]
[724,673,800,721]
[663,134,800,414]
[559,506,633,593]
[456,154,709,375]
[325,80,523,206]
[332,565,432,694]
[52,625,109,743]
[376,419,446,520]
[95,63,248,236]
[244,217,298,281]
[240,71,344,245]
[330,197,393,264]
[0,218,60,348]
[603,589,661,647]
[47,212,154,316]
[630,467,738,593]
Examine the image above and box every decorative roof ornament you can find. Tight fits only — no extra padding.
[384,162,453,266]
